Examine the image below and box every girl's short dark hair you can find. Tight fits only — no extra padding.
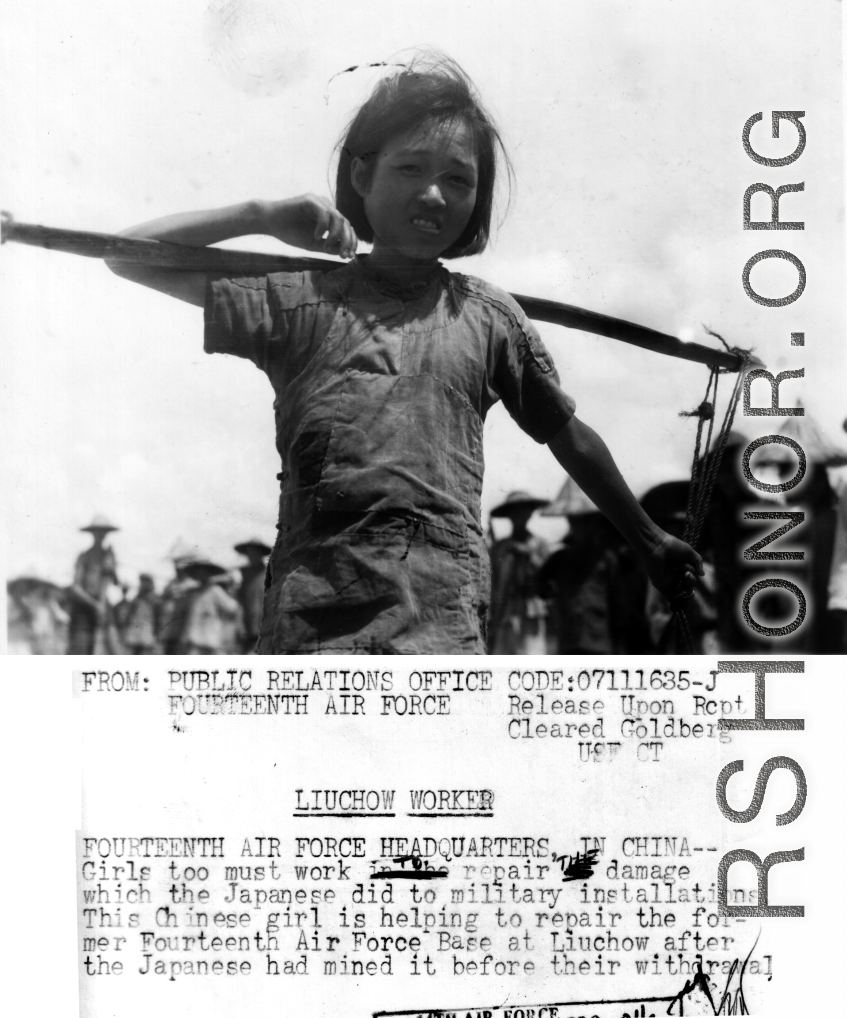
[334,53,511,259]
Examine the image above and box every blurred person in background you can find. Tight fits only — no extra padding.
[68,515,121,654]
[641,481,717,653]
[214,571,245,653]
[539,479,649,654]
[123,573,160,654]
[234,538,271,653]
[7,578,69,654]
[487,491,550,654]
[159,548,199,654]
[824,417,847,652]
[180,559,242,654]
[746,411,847,652]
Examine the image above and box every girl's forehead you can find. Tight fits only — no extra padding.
[383,118,478,164]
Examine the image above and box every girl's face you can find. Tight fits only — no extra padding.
[352,118,479,264]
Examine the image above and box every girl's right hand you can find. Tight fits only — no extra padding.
[259,195,358,259]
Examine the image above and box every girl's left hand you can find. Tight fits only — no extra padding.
[259,195,359,259]
[645,532,704,607]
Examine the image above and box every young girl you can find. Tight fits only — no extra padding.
[108,54,701,654]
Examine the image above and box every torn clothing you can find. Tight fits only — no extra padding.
[205,257,575,653]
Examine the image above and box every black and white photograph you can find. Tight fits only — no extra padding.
[5,0,845,657]
[2,2,845,1015]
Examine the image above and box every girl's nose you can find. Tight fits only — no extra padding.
[420,182,446,207]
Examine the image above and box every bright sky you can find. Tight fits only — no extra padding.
[3,0,844,586]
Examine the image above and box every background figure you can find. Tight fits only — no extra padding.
[158,553,199,654]
[825,419,847,651]
[67,515,120,654]
[122,574,160,654]
[487,491,550,654]
[7,578,69,654]
[539,479,650,654]
[214,572,245,654]
[112,584,133,648]
[640,481,718,653]
[234,538,271,653]
[180,560,242,654]
[699,433,766,652]
[751,411,847,651]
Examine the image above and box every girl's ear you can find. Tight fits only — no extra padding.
[350,156,370,198]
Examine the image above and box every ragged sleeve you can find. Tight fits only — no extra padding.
[488,287,577,443]
[204,274,278,372]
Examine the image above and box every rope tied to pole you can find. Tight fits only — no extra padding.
[665,332,753,651]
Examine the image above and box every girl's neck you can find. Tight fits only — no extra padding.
[364,243,442,286]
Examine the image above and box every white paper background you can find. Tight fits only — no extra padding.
[5,655,845,1016]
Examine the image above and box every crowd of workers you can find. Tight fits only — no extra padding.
[8,527,272,655]
[8,419,847,656]
[488,421,847,655]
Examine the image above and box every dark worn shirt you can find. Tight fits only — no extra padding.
[488,535,550,654]
[74,545,117,601]
[205,257,575,653]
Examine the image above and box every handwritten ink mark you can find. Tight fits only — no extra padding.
[370,853,449,881]
[552,848,599,882]
[371,937,762,1017]
[668,936,758,1015]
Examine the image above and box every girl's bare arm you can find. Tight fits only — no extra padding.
[106,197,357,306]
[547,415,703,601]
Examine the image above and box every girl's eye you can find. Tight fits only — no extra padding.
[450,175,472,187]
[398,164,421,174]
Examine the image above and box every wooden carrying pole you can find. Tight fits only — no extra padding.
[1,214,751,372]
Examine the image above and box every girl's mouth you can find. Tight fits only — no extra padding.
[411,216,442,234]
